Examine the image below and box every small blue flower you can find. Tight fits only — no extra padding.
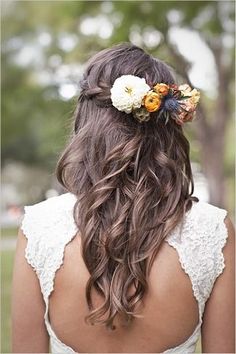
[163,97,179,112]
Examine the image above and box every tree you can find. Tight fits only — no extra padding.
[1,0,234,207]
[109,1,235,207]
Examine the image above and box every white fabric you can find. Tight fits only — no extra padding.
[21,192,228,354]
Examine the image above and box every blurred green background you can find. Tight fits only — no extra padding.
[1,1,235,352]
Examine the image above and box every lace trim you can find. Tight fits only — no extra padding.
[165,202,228,312]
[43,243,78,353]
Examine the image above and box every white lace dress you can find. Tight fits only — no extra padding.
[21,192,228,353]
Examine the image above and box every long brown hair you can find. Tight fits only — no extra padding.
[56,43,198,331]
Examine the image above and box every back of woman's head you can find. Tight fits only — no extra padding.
[57,42,198,331]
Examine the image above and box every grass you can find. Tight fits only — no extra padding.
[1,250,202,353]
[1,250,14,353]
[1,227,18,239]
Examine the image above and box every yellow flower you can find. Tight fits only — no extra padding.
[143,91,162,112]
[153,83,169,96]
[178,84,192,95]
[179,84,200,104]
[189,89,200,105]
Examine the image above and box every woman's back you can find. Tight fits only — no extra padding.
[50,230,199,352]
[12,192,233,353]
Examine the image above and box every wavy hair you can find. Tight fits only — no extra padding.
[56,43,198,331]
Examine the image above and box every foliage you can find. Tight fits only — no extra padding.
[1,1,235,205]
[1,251,14,353]
[1,227,18,238]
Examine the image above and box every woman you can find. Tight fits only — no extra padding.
[11,43,235,353]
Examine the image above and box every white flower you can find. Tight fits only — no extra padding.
[110,75,150,114]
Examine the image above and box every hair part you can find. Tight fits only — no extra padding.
[56,42,198,331]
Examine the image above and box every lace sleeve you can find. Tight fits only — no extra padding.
[165,201,229,313]
[21,204,51,279]
[20,194,78,300]
[194,205,229,305]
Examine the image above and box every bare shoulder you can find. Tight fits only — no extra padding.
[201,215,235,353]
[222,215,235,276]
[11,227,49,352]
[224,215,235,242]
[221,215,235,263]
[221,215,235,272]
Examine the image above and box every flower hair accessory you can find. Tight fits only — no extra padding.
[110,75,200,125]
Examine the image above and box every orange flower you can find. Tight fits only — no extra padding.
[143,91,162,112]
[180,100,195,112]
[153,83,169,96]
[176,110,195,125]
